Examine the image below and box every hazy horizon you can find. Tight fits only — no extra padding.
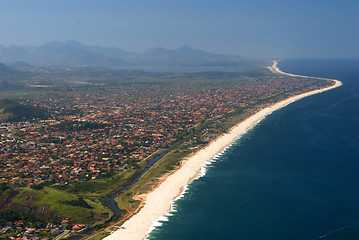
[1,0,359,59]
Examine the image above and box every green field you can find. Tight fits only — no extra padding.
[11,187,113,224]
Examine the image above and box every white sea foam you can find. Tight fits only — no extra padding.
[105,61,342,240]
[144,106,331,240]
[144,128,259,239]
[145,214,172,238]
[145,184,190,239]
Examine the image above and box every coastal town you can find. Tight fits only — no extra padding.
[0,218,87,240]
[0,69,333,239]
[0,74,331,188]
[0,0,355,239]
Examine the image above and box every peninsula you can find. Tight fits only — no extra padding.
[103,62,342,240]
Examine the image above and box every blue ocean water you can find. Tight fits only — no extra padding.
[147,59,359,240]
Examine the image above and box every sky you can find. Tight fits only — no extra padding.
[1,0,359,58]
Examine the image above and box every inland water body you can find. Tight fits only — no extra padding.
[146,59,359,240]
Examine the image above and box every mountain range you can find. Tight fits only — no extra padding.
[0,41,243,67]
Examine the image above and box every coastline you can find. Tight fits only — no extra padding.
[104,61,342,240]
[268,60,343,84]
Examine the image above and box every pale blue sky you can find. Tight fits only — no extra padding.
[1,0,358,58]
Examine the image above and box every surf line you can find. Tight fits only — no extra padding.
[104,60,343,240]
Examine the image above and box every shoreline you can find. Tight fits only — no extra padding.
[104,61,342,240]
[268,60,342,83]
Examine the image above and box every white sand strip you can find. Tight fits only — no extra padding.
[104,61,342,240]
[268,60,342,84]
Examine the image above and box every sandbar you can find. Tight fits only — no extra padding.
[104,61,342,240]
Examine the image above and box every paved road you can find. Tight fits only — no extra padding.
[54,230,70,240]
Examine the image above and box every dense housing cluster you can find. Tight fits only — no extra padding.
[0,74,331,188]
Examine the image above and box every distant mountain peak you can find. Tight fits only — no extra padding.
[63,40,82,45]
[178,45,193,50]
[0,41,243,67]
[176,45,206,54]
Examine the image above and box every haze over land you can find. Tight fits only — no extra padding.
[1,0,359,59]
[0,1,358,240]
[0,43,337,239]
[0,41,244,67]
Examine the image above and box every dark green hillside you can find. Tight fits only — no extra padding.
[0,99,49,122]
[0,187,112,224]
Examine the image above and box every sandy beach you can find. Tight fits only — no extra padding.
[104,61,342,240]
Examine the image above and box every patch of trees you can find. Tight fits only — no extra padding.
[0,182,9,197]
[66,181,108,194]
[54,120,108,132]
[61,197,92,209]
[0,99,49,122]
[30,183,46,190]
[0,209,44,226]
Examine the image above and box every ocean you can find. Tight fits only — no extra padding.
[146,59,359,240]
